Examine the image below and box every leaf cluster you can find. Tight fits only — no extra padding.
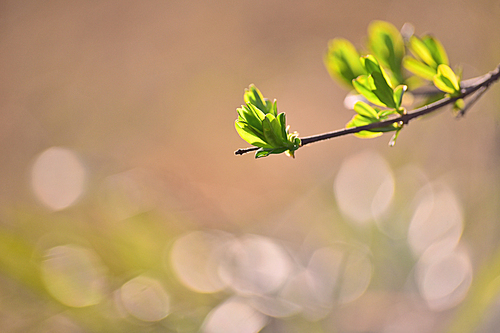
[235,85,301,158]
[235,21,465,158]
[325,21,463,124]
[347,55,406,142]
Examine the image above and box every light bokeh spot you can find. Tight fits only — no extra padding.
[280,269,330,321]
[416,248,473,311]
[334,151,394,226]
[374,165,430,239]
[218,234,291,296]
[120,275,170,322]
[408,184,463,256]
[31,147,86,211]
[41,244,106,307]
[248,294,302,318]
[280,245,372,320]
[202,297,268,333]
[308,246,372,305]
[170,230,229,293]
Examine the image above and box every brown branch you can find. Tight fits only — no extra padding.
[235,63,500,156]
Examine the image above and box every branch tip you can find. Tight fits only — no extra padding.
[235,63,500,156]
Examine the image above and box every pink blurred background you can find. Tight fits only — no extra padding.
[1,1,500,332]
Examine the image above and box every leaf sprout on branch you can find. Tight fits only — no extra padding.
[234,21,500,158]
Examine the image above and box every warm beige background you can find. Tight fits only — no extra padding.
[1,1,500,332]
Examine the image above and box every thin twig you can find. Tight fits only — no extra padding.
[235,146,259,155]
[456,85,488,118]
[235,63,500,156]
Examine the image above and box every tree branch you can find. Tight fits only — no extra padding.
[235,63,500,156]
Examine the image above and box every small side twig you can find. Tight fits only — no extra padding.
[456,85,488,118]
[235,146,259,155]
[235,63,500,156]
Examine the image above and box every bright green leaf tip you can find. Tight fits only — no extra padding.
[433,64,461,95]
[353,55,406,110]
[367,20,405,85]
[324,38,366,88]
[235,85,300,158]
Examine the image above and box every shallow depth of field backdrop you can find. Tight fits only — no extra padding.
[2,1,500,332]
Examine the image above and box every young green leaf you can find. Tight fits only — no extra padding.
[255,146,290,158]
[235,85,301,158]
[237,104,265,131]
[368,21,405,84]
[346,100,401,139]
[324,38,366,88]
[379,109,399,118]
[255,149,271,158]
[438,64,460,91]
[235,121,270,148]
[393,85,408,111]
[353,56,401,109]
[352,75,384,107]
[433,64,460,94]
[454,98,465,113]
[403,56,437,81]
[408,36,437,68]
[404,34,450,82]
[261,114,282,147]
[371,71,397,108]
[346,115,383,138]
[244,84,275,115]
[433,76,455,94]
[422,35,449,65]
[353,101,379,119]
[277,112,288,140]
[363,55,394,87]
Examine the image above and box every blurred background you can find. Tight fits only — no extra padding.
[1,0,500,332]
